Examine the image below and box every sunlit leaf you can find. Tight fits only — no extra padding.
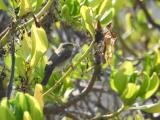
[143,72,160,99]
[0,0,8,11]
[110,61,134,94]
[100,8,114,27]
[138,72,150,97]
[121,83,140,105]
[30,23,48,68]
[98,0,112,19]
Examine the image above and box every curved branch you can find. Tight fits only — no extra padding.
[89,103,125,120]
[6,37,15,99]
[136,0,160,30]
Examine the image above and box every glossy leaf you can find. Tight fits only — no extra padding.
[121,83,140,105]
[80,5,95,38]
[125,12,133,32]
[16,30,31,61]
[110,61,134,94]
[30,24,48,68]
[143,72,160,99]
[100,8,114,27]
[137,72,150,97]
[0,98,16,120]
[129,71,138,83]
[98,0,112,19]
[0,0,8,11]
[80,5,92,24]
[18,0,32,17]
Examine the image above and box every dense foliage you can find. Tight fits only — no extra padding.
[0,0,160,119]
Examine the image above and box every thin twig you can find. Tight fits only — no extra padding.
[89,104,125,120]
[136,0,160,30]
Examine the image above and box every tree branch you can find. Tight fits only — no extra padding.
[6,37,15,99]
[136,0,160,30]
[89,104,125,120]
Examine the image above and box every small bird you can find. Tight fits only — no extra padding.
[41,43,75,86]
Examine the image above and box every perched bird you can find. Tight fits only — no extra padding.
[41,43,75,86]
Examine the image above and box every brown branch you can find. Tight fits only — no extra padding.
[6,36,15,99]
[90,104,125,120]
[64,111,79,120]
[136,0,160,30]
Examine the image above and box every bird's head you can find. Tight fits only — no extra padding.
[58,43,77,52]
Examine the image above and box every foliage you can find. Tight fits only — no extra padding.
[0,0,160,119]
[0,84,43,120]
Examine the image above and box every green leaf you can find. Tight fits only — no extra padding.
[100,8,114,27]
[143,53,153,73]
[14,92,28,120]
[98,0,112,19]
[125,12,133,32]
[129,71,138,83]
[121,61,134,75]
[35,0,45,12]
[4,54,12,70]
[137,10,147,24]
[61,4,70,20]
[110,61,134,94]
[16,30,31,61]
[15,54,26,77]
[137,72,150,97]
[121,83,140,105]
[110,70,128,94]
[0,98,16,120]
[30,23,48,68]
[88,0,101,8]
[80,5,92,24]
[84,22,95,38]
[0,0,8,11]
[18,0,32,17]
[113,0,127,13]
[143,72,160,99]
[135,113,143,120]
[70,1,80,16]
[80,5,95,38]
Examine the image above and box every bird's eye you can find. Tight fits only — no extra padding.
[64,55,68,58]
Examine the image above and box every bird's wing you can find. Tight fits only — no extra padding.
[41,52,58,86]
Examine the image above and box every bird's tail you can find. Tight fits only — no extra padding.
[41,65,55,86]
